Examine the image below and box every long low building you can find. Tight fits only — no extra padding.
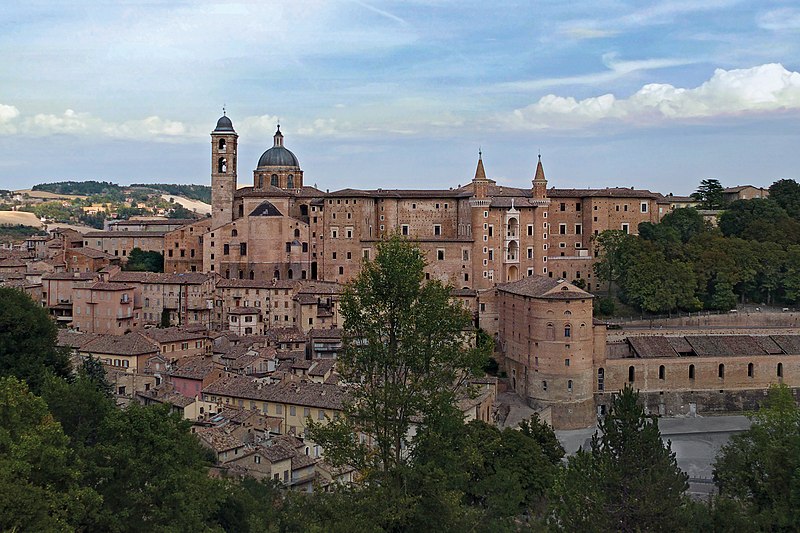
[496,274,800,429]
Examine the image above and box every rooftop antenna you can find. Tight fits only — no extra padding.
[222,104,226,116]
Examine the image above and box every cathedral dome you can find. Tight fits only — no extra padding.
[213,114,235,133]
[257,146,299,167]
[257,126,300,168]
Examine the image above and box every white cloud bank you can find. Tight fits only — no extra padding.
[507,63,800,130]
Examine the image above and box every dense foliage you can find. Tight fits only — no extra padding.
[33,180,125,198]
[593,178,800,312]
[0,224,47,243]
[122,248,164,272]
[133,183,212,203]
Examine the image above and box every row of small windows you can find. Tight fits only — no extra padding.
[609,362,785,388]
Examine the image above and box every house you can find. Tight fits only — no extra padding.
[168,354,225,398]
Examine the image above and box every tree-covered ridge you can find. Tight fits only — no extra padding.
[593,178,800,314]
[32,180,124,197]
[131,183,212,203]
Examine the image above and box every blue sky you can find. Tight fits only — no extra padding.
[1,0,800,195]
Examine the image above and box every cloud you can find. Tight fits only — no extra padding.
[498,54,698,91]
[11,108,198,141]
[757,8,800,31]
[506,63,800,130]
[0,104,20,133]
[562,28,618,40]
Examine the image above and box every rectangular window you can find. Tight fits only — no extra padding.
[527,224,533,236]
[434,224,441,236]
[527,247,533,259]
[621,223,630,234]
[576,203,581,211]
[575,224,582,235]
[641,202,648,213]
[560,202,566,211]
[223,244,229,255]
[240,243,247,255]
[462,250,469,261]
[290,406,296,416]
[488,226,493,237]
[559,223,566,235]
[488,249,493,260]
[402,225,409,236]
[346,227,353,238]
[437,249,445,260]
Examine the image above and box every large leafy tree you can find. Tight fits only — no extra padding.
[713,384,800,531]
[592,230,641,296]
[719,198,800,245]
[769,179,800,219]
[0,377,101,531]
[309,235,487,476]
[691,178,726,209]
[0,287,70,391]
[550,386,689,532]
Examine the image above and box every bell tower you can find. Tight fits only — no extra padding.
[532,154,548,200]
[211,110,238,230]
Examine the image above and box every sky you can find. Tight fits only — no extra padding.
[1,1,800,195]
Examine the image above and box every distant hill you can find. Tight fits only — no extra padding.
[31,181,211,203]
[131,183,211,203]
[33,180,121,197]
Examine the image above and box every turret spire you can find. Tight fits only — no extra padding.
[532,153,547,199]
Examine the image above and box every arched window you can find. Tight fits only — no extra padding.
[748,362,754,378]
[628,366,635,382]
[597,368,605,391]
[294,229,300,238]
[218,157,227,173]
[302,242,308,252]
[564,310,572,316]
[718,363,725,379]
[564,324,571,338]
[689,364,695,380]
[777,362,783,378]
[271,174,279,187]
[288,269,293,280]
[231,229,238,237]
[546,323,555,341]
[287,174,294,188]
[542,380,548,391]
[258,175,264,188]
[659,365,665,380]
[273,270,280,280]
[218,138,226,151]
[567,379,573,392]
[225,269,230,279]
[249,270,254,280]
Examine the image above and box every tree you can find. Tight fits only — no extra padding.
[592,230,640,296]
[769,179,800,219]
[0,287,70,391]
[623,251,700,313]
[713,384,800,531]
[0,377,101,531]
[691,178,726,209]
[719,198,799,245]
[123,247,164,272]
[550,386,689,532]
[308,235,488,476]
[86,403,224,531]
[659,207,708,243]
[519,413,566,465]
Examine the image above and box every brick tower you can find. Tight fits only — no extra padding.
[211,111,238,230]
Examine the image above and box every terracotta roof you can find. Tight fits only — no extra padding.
[684,335,767,357]
[80,332,159,356]
[296,281,343,295]
[291,453,317,470]
[548,187,662,199]
[260,443,297,463]
[43,272,96,281]
[0,258,27,268]
[56,330,100,349]
[265,327,307,343]
[497,276,592,300]
[170,356,220,380]
[196,427,245,453]
[84,231,167,238]
[235,186,292,198]
[138,387,195,408]
[109,218,196,226]
[141,327,209,344]
[228,307,261,315]
[87,281,133,291]
[69,247,115,259]
[110,271,211,284]
[327,188,472,199]
[621,335,800,359]
[771,336,800,355]
[203,376,347,410]
[628,336,678,358]
[217,278,296,289]
[308,359,336,377]
[309,327,343,340]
